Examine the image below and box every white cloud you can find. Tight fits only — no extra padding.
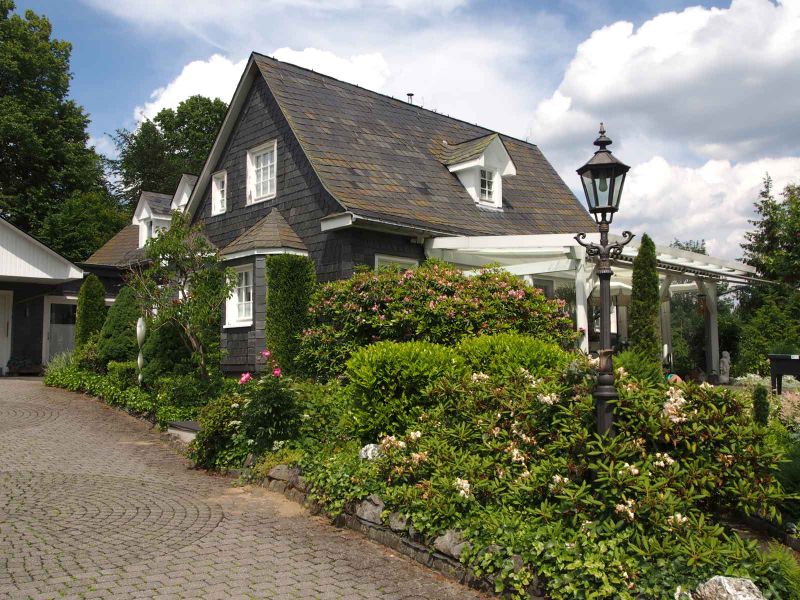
[531,0,800,167]
[133,55,245,121]
[88,134,117,159]
[615,155,800,258]
[272,48,390,90]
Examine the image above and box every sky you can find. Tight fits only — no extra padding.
[16,0,800,259]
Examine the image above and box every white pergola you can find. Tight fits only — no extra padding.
[425,233,764,379]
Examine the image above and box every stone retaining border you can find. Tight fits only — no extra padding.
[260,464,545,599]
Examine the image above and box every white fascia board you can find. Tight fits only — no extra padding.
[486,136,516,176]
[133,199,152,223]
[221,248,308,261]
[427,233,597,251]
[0,218,83,281]
[447,157,483,173]
[320,212,355,232]
[186,57,259,219]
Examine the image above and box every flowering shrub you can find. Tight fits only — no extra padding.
[297,345,791,598]
[296,260,577,380]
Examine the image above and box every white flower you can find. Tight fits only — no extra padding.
[549,473,568,492]
[616,366,628,378]
[409,430,422,441]
[230,403,239,409]
[618,462,640,477]
[667,513,689,527]
[454,477,471,498]
[663,387,688,423]
[359,443,382,460]
[615,498,636,521]
[700,381,713,389]
[537,393,559,406]
[228,420,241,428]
[379,435,406,451]
[519,368,537,385]
[653,452,676,468]
[471,372,490,383]
[509,447,526,463]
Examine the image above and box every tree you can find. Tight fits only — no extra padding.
[111,96,227,209]
[0,1,108,237]
[75,274,106,349]
[742,176,783,282]
[628,233,661,363]
[265,254,316,375]
[39,190,126,262]
[97,286,140,368]
[127,211,235,381]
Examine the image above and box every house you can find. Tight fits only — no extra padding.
[86,52,758,380]
[0,218,119,375]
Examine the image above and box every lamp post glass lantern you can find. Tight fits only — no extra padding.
[575,124,634,435]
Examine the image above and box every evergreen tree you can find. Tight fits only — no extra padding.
[97,286,140,368]
[0,1,109,237]
[75,274,106,349]
[628,233,661,364]
[742,176,782,281]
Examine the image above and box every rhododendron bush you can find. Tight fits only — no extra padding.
[293,338,791,599]
[296,261,577,380]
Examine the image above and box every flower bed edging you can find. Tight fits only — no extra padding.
[259,464,546,599]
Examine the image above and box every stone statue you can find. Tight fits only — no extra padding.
[719,351,731,384]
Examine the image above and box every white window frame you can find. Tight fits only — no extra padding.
[479,168,495,205]
[246,140,277,205]
[211,170,227,216]
[225,266,254,328]
[374,254,419,271]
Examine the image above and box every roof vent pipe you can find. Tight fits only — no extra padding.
[407,92,414,104]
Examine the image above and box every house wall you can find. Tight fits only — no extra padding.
[193,76,424,373]
[1,282,50,371]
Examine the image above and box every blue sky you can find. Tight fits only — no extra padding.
[15,0,800,258]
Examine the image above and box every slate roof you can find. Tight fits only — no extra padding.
[84,225,143,267]
[142,191,173,216]
[253,53,594,236]
[221,210,307,256]
[433,133,501,166]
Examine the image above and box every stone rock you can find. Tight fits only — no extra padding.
[433,529,471,559]
[693,576,765,600]
[267,479,287,494]
[294,475,310,492]
[388,511,408,532]
[268,464,297,481]
[359,444,382,460]
[355,494,384,524]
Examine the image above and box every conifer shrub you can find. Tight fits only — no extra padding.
[297,261,577,380]
[265,254,316,376]
[629,234,661,365]
[753,384,770,426]
[75,274,107,348]
[97,286,140,369]
[614,349,664,385]
[140,321,193,387]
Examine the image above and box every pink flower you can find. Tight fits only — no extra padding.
[261,349,271,358]
[273,367,282,378]
[239,372,252,385]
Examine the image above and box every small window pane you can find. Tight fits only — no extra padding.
[236,270,253,321]
[480,169,494,202]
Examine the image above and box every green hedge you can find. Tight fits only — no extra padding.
[297,260,578,380]
[75,274,107,348]
[458,333,570,379]
[345,340,466,442]
[265,254,316,375]
[97,286,139,369]
[141,321,193,387]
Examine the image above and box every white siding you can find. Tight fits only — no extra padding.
[0,220,83,281]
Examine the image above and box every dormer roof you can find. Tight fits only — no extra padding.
[435,133,515,177]
[220,209,307,257]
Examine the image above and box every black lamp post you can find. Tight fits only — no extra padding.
[575,124,634,435]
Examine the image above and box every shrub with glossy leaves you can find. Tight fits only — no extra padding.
[458,333,570,379]
[345,340,467,443]
[297,261,577,380]
[300,346,789,599]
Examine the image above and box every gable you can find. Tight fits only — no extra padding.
[0,218,83,282]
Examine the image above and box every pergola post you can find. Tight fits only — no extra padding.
[573,247,590,353]
[697,279,720,382]
[659,276,673,368]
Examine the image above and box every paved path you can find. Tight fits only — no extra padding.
[0,379,485,600]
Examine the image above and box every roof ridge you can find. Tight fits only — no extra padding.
[251,52,540,151]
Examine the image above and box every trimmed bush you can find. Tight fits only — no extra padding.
[106,360,138,389]
[297,261,577,380]
[345,341,467,442]
[73,330,104,372]
[140,321,193,387]
[753,384,770,426]
[265,254,316,375]
[240,375,299,455]
[629,233,661,364]
[615,349,664,385]
[458,333,570,379]
[75,274,106,348]
[97,286,139,368]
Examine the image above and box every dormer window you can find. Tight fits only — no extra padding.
[480,169,494,204]
[441,133,515,210]
[247,140,277,204]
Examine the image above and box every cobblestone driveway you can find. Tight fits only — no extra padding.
[0,379,485,600]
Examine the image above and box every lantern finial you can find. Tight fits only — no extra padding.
[594,123,612,151]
